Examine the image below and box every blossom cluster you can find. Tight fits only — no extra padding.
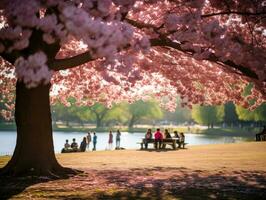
[15,51,52,88]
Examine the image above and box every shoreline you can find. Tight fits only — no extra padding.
[0,126,258,137]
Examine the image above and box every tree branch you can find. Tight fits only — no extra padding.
[50,17,262,81]
[202,11,266,18]
[150,37,260,81]
[126,17,261,81]
[49,51,94,71]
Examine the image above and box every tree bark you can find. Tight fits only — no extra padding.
[96,115,102,128]
[128,115,136,129]
[0,81,77,177]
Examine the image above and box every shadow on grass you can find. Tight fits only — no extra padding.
[0,175,73,200]
[90,168,266,200]
[1,167,266,200]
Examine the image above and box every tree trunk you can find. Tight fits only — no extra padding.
[0,81,77,177]
[96,115,102,128]
[128,116,136,129]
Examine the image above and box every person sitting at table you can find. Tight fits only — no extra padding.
[179,132,185,148]
[164,129,172,138]
[80,137,87,152]
[174,131,179,139]
[256,126,266,141]
[173,131,180,147]
[144,129,153,149]
[162,129,172,149]
[154,128,163,149]
[71,138,78,152]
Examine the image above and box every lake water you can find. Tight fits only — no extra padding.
[0,131,254,155]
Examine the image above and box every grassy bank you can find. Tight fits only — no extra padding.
[195,127,258,136]
[0,142,266,199]
[0,123,16,131]
[0,122,190,133]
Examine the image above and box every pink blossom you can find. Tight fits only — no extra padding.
[0,0,265,118]
[15,51,52,88]
[43,33,55,44]
[165,14,181,31]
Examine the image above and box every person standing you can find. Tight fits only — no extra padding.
[116,129,121,149]
[154,128,163,149]
[108,130,113,150]
[86,132,91,150]
[92,132,97,151]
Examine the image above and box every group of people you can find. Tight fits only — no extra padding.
[108,130,121,150]
[61,128,186,152]
[61,132,98,153]
[61,129,122,153]
[144,128,185,149]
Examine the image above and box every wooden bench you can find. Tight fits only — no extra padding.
[178,142,188,149]
[137,142,145,150]
[162,139,178,149]
[138,138,182,150]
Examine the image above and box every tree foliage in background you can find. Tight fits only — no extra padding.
[127,100,163,128]
[163,106,192,124]
[192,105,224,128]
[52,103,82,126]
[223,102,239,126]
[88,103,129,128]
[51,99,163,128]
[236,103,266,122]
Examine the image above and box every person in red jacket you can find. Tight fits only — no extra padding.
[154,128,163,149]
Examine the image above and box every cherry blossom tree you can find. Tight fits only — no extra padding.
[0,0,265,176]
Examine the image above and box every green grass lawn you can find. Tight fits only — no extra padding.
[196,127,257,136]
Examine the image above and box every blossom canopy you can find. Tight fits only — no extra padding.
[1,0,266,119]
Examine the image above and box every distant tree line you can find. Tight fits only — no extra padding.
[50,99,266,129]
[51,99,164,129]
[192,102,266,129]
[1,98,265,129]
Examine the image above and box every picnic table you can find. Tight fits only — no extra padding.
[138,138,180,150]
